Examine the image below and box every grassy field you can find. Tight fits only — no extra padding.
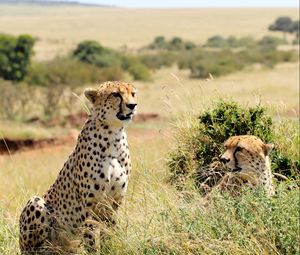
[0,127,173,254]
[0,5,299,255]
[135,62,299,118]
[0,61,298,141]
[0,5,298,60]
[0,121,299,254]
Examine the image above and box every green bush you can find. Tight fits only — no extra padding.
[258,36,286,49]
[174,35,295,78]
[0,34,34,81]
[169,37,184,50]
[184,41,196,50]
[193,52,244,78]
[178,49,246,78]
[258,49,295,68]
[204,35,227,48]
[148,36,196,51]
[168,100,299,190]
[177,46,296,79]
[140,52,176,70]
[73,40,122,68]
[73,40,151,81]
[122,56,152,81]
[204,35,257,48]
[149,36,167,50]
[238,36,257,48]
[25,57,124,86]
[73,40,104,62]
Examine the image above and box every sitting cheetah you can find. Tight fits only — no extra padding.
[219,135,275,196]
[19,81,137,253]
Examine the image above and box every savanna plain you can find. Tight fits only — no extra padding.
[0,5,299,255]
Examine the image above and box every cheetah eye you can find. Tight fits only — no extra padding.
[131,92,136,97]
[111,92,120,97]
[235,146,242,152]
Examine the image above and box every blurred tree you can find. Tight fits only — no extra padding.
[148,36,196,51]
[169,37,184,50]
[73,40,104,63]
[149,36,167,49]
[258,36,286,49]
[184,41,196,50]
[291,20,299,37]
[0,34,34,81]
[73,40,151,81]
[268,17,299,40]
[269,16,293,32]
[73,40,122,68]
[204,35,227,48]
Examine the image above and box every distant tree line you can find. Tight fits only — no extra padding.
[148,36,196,51]
[0,16,298,85]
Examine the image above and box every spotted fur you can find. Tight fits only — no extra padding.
[220,135,275,196]
[19,81,137,253]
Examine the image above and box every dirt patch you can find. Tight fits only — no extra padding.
[0,135,76,155]
[27,112,88,128]
[4,112,161,154]
[1,112,162,154]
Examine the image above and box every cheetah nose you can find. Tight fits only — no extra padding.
[220,157,230,164]
[126,103,137,110]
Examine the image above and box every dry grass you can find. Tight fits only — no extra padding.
[0,127,171,216]
[0,120,64,140]
[134,62,299,118]
[0,127,173,254]
[0,5,298,60]
[0,91,298,254]
[0,62,298,139]
[0,130,298,254]
[0,146,72,215]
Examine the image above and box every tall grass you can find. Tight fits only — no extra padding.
[0,118,299,254]
[0,207,19,255]
[1,172,298,255]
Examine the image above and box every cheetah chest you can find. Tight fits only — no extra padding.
[88,157,129,204]
[104,157,128,197]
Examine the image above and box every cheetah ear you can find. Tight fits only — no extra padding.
[84,88,98,104]
[264,143,274,156]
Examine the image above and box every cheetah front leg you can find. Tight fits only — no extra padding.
[19,196,55,254]
[82,198,121,252]
[81,207,101,252]
[94,196,123,226]
[19,196,74,254]
[83,222,97,253]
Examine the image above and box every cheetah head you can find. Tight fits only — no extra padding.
[220,135,274,178]
[84,81,137,127]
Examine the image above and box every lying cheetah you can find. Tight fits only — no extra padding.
[219,135,275,196]
[19,81,137,253]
